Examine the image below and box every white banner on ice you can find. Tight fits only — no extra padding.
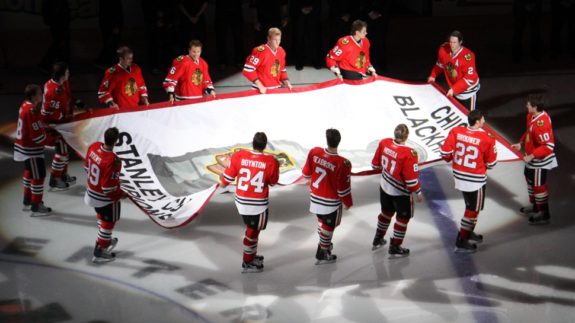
[55,77,520,228]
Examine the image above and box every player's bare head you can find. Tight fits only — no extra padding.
[268,27,282,38]
[527,93,545,112]
[51,62,69,82]
[117,46,134,65]
[104,127,120,146]
[449,30,463,43]
[326,128,341,149]
[24,84,41,102]
[253,132,268,151]
[467,110,484,127]
[117,46,133,59]
[189,40,203,50]
[394,124,409,143]
[448,30,463,52]
[267,28,282,49]
[351,20,368,38]
[189,40,203,59]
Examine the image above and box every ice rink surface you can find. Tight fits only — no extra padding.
[0,67,574,323]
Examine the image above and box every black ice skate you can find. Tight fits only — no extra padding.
[528,211,550,225]
[455,235,477,253]
[315,248,337,265]
[388,244,410,258]
[242,259,264,273]
[372,235,387,251]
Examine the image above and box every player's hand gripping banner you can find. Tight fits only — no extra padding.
[55,77,520,228]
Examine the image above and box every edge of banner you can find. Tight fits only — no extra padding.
[68,76,432,122]
[127,184,221,229]
[427,82,523,162]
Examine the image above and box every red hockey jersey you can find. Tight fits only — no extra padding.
[84,142,123,208]
[326,35,373,75]
[302,147,352,214]
[14,100,47,161]
[42,79,71,123]
[440,126,497,192]
[521,111,558,170]
[222,149,280,215]
[371,138,421,196]
[429,43,480,100]
[98,64,148,109]
[163,55,214,100]
[243,44,288,89]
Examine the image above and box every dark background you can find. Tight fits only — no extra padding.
[0,0,574,109]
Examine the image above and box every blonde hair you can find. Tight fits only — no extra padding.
[394,124,409,142]
[268,27,282,37]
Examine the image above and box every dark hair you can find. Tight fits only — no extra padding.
[24,84,41,101]
[394,124,409,142]
[189,39,203,49]
[326,128,341,148]
[351,20,367,35]
[467,109,483,126]
[116,46,133,59]
[252,132,267,151]
[527,93,545,112]
[52,62,68,81]
[104,127,120,146]
[449,30,463,43]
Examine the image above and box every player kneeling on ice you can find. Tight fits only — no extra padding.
[221,132,280,273]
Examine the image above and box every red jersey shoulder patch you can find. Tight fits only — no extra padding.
[464,53,472,61]
[536,120,545,127]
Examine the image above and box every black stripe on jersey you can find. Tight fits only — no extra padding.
[337,187,351,197]
[382,171,410,194]
[235,196,268,206]
[223,173,235,183]
[310,194,341,207]
[14,144,44,154]
[528,154,556,167]
[453,170,487,183]
[88,190,112,202]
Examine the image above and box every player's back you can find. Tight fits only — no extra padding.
[302,147,352,214]
[373,138,419,196]
[448,126,496,192]
[231,149,278,200]
[84,142,121,207]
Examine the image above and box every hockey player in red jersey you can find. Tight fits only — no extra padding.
[14,84,52,216]
[84,127,124,263]
[221,132,280,273]
[370,124,423,257]
[42,62,82,190]
[428,30,480,111]
[511,94,558,225]
[98,46,149,109]
[440,110,497,253]
[302,128,352,264]
[163,40,216,103]
[326,19,377,80]
[243,27,292,94]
